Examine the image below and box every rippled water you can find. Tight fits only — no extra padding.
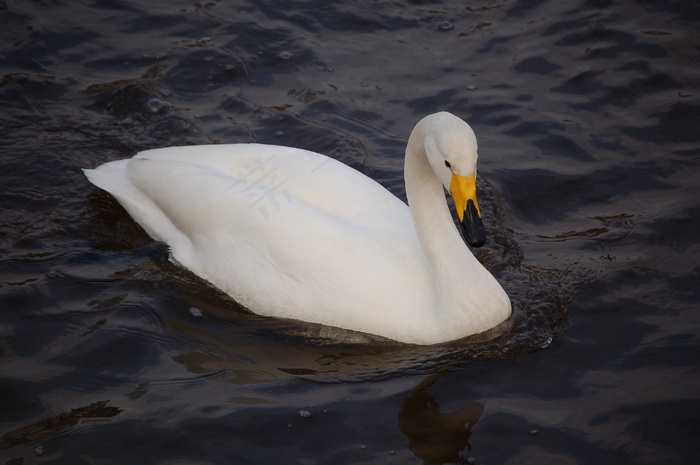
[1,0,699,463]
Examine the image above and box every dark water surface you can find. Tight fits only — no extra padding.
[2,0,699,463]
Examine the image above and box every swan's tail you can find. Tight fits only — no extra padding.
[84,160,190,251]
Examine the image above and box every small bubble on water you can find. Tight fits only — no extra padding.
[189,307,203,317]
[440,21,455,31]
[540,337,553,349]
[35,446,44,456]
[277,51,292,60]
[274,131,284,137]
[146,98,168,114]
[530,429,539,435]
[360,82,369,87]
[46,270,59,279]
[467,85,478,91]
[298,410,311,418]
[198,37,212,45]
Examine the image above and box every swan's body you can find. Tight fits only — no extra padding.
[84,112,511,344]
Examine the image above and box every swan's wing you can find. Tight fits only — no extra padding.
[85,144,430,328]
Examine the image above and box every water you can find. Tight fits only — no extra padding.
[1,0,699,463]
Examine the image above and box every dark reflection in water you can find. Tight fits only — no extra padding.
[1,0,699,464]
[399,376,483,465]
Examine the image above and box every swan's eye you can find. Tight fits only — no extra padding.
[444,160,451,169]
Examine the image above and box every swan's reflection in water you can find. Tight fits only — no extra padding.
[164,308,490,463]
[399,376,483,465]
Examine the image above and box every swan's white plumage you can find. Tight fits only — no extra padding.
[84,112,511,344]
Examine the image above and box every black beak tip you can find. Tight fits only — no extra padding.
[461,199,486,248]
[467,235,486,248]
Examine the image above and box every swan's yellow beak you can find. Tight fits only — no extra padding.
[449,172,486,247]
[450,173,480,222]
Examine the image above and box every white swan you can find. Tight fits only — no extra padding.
[84,112,511,344]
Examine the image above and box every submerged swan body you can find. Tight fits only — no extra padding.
[84,112,511,344]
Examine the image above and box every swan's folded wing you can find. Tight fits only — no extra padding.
[132,144,409,236]
[121,151,430,326]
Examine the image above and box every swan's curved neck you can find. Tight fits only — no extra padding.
[405,124,464,266]
[404,121,491,329]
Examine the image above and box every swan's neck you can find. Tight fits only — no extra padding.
[404,123,504,336]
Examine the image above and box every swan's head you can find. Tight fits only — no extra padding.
[423,112,486,247]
